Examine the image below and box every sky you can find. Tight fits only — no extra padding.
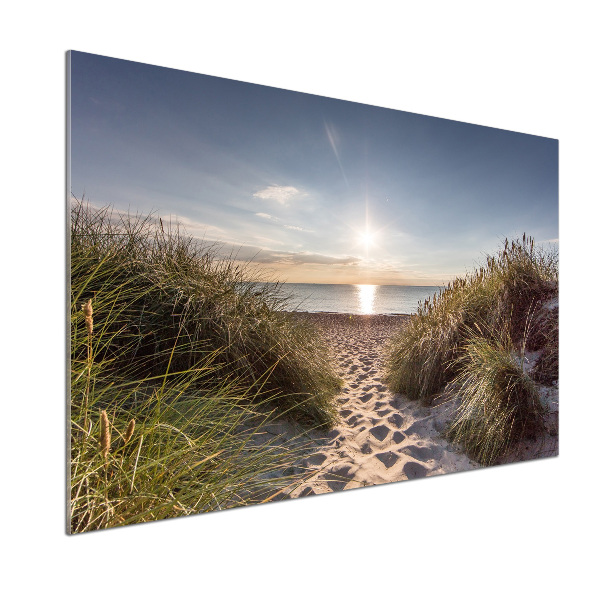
[69,51,558,286]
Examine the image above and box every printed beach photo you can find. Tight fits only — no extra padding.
[68,50,558,533]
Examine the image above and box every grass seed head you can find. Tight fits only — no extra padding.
[81,298,94,336]
[123,419,135,445]
[100,410,111,459]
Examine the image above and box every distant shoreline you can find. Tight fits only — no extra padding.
[262,282,446,288]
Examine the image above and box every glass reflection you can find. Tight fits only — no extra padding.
[356,284,377,314]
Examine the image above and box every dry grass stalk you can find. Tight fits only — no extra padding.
[81,298,93,336]
[81,298,94,434]
[123,419,135,445]
[100,410,111,459]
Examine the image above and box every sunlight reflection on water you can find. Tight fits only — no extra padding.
[272,282,442,315]
[356,284,377,314]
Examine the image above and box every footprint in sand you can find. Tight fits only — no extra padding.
[401,444,441,462]
[387,414,404,428]
[326,479,347,492]
[331,464,355,478]
[402,461,429,479]
[360,442,372,454]
[306,453,328,466]
[391,431,406,444]
[360,392,373,403]
[375,451,400,469]
[324,464,357,491]
[402,421,426,436]
[387,398,404,410]
[347,414,361,427]
[370,424,391,442]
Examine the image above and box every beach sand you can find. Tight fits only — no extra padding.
[256,312,480,498]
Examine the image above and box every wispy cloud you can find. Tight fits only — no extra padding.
[169,214,227,240]
[214,242,359,266]
[253,185,301,205]
[255,212,313,233]
[284,224,311,232]
[255,212,280,222]
[287,252,359,265]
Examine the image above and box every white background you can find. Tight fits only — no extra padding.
[2,1,597,598]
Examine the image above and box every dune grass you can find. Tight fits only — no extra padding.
[70,199,341,532]
[70,352,314,532]
[446,333,545,465]
[71,199,341,426]
[385,234,558,465]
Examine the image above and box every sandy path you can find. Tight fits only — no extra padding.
[282,313,478,497]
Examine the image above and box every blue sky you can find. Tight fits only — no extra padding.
[69,51,558,285]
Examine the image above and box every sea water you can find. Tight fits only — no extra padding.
[269,283,443,315]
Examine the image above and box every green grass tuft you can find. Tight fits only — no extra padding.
[446,334,545,466]
[70,359,316,532]
[71,199,341,427]
[385,234,557,463]
[386,234,557,401]
[70,199,341,532]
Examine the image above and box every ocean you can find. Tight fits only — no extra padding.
[270,283,443,315]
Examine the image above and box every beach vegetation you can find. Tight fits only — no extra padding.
[70,199,341,532]
[446,332,545,465]
[385,234,558,465]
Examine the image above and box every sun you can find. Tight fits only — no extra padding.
[359,230,375,250]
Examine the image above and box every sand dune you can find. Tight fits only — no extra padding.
[255,313,479,498]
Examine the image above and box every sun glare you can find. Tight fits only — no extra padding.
[356,284,376,314]
[359,230,375,250]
